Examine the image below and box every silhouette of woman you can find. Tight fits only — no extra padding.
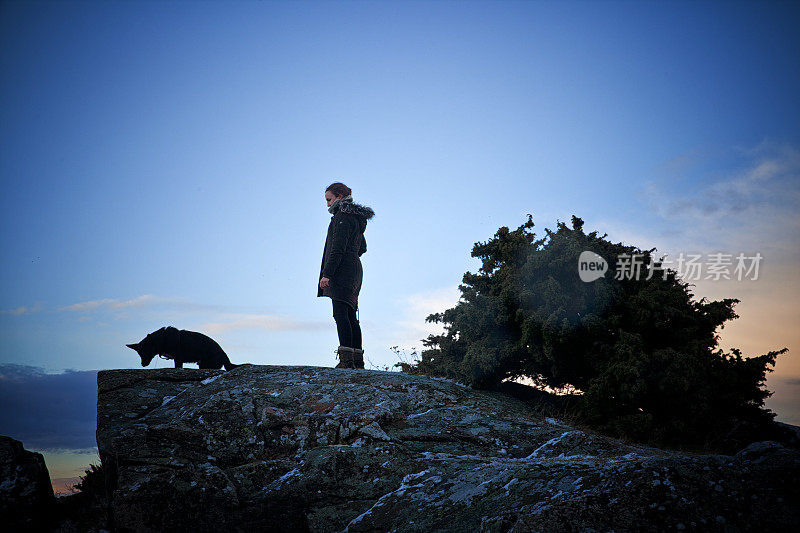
[318,182,375,369]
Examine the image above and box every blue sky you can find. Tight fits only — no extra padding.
[1,0,799,487]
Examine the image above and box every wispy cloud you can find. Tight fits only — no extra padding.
[391,285,461,350]
[59,294,176,312]
[54,295,327,335]
[0,305,41,315]
[200,314,329,334]
[636,140,800,258]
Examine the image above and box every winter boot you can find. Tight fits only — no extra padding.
[353,348,365,369]
[335,346,356,369]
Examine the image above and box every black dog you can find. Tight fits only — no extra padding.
[126,326,238,370]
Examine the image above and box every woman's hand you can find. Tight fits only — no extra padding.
[319,277,331,289]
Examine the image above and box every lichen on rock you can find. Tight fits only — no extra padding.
[96,365,800,532]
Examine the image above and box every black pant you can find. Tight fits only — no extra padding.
[332,300,361,349]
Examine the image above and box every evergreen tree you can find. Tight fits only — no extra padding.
[407,215,785,450]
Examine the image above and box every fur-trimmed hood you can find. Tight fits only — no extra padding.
[337,198,375,219]
[332,197,375,232]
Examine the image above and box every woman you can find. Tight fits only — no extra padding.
[318,182,375,369]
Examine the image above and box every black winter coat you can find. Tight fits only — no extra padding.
[317,198,375,310]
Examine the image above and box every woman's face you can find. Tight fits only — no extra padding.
[325,191,342,207]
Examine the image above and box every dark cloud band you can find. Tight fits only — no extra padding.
[0,365,97,451]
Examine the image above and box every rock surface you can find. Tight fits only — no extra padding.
[0,435,56,529]
[97,366,799,532]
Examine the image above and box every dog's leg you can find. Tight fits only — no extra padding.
[175,360,183,369]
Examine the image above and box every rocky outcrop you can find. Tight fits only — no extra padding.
[96,366,799,532]
[0,436,56,529]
